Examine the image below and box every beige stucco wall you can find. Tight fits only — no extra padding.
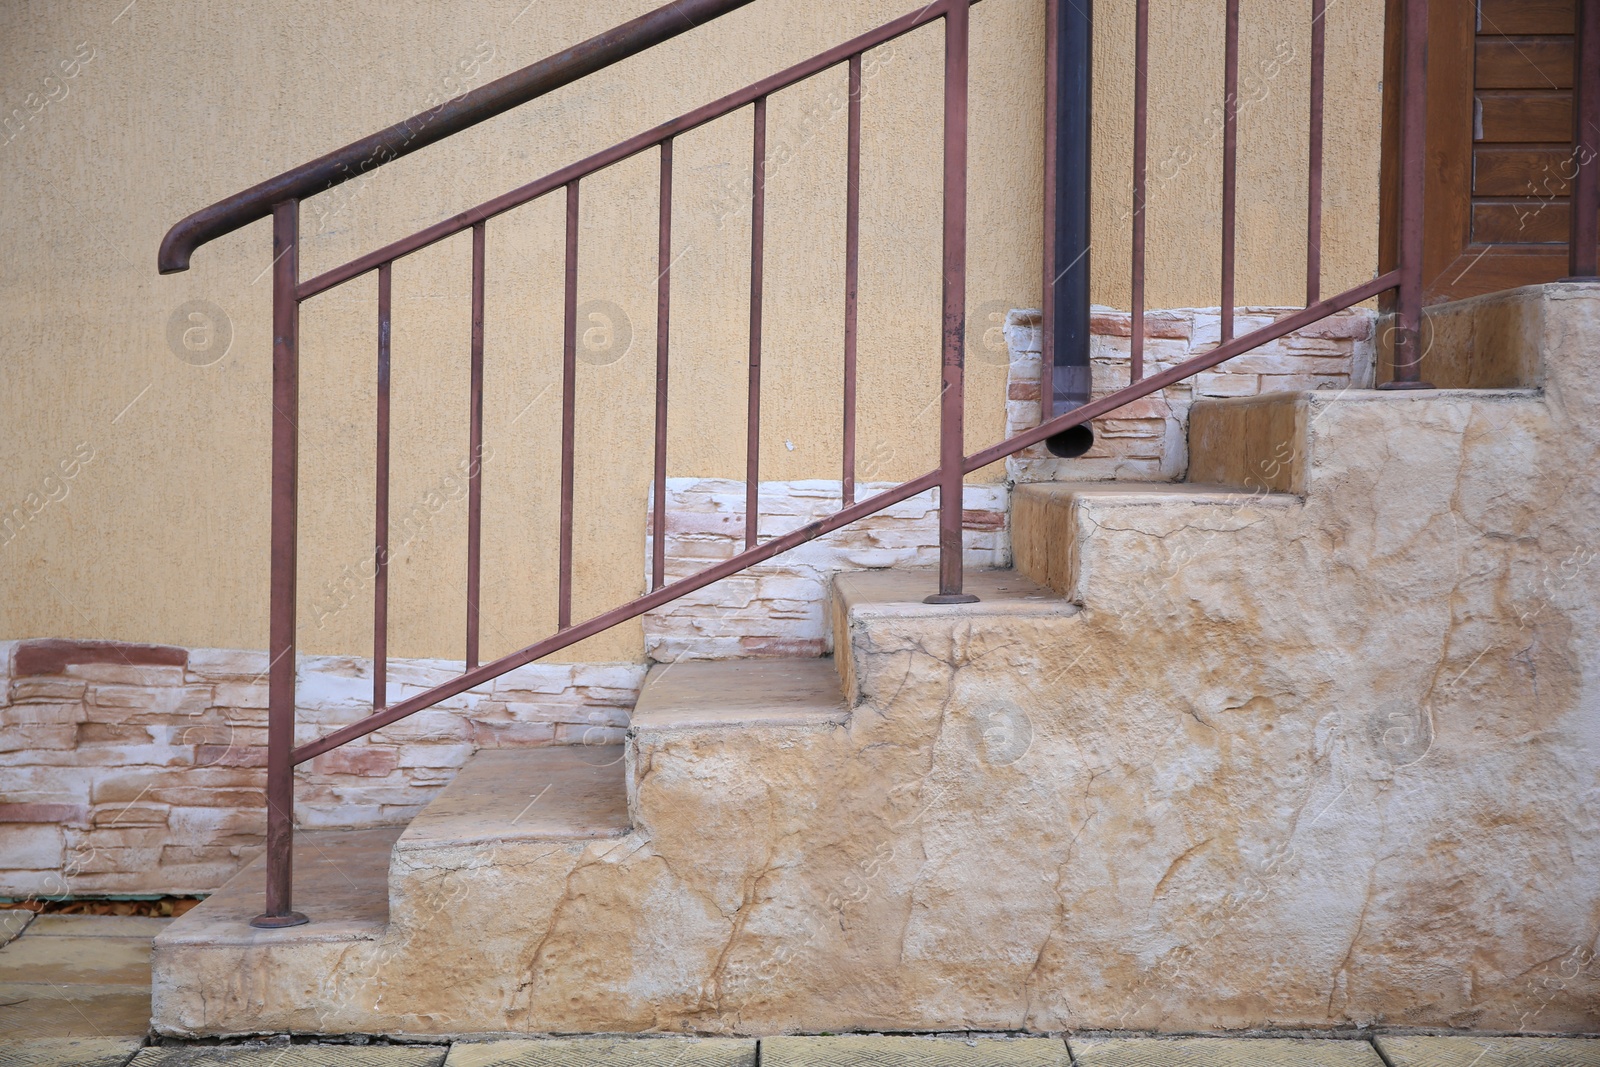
[0,0,1381,661]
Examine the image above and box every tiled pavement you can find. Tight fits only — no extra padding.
[1,910,161,1067]
[1,912,1596,1067]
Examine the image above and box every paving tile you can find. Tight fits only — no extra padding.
[0,1035,144,1067]
[0,935,152,986]
[445,1037,756,1067]
[761,1036,1069,1067]
[1067,1038,1383,1067]
[0,980,150,1041]
[128,1046,446,1066]
[1375,1036,1600,1067]
[0,912,32,948]
[24,916,172,939]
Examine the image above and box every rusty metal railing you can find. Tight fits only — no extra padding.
[166,0,990,929]
[157,0,1600,927]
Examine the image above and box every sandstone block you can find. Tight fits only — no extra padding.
[0,824,65,869]
[183,646,271,681]
[67,664,187,687]
[211,682,268,709]
[9,678,87,703]
[311,746,401,778]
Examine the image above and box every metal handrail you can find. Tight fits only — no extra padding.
[156,0,760,274]
[158,0,1487,929]
[230,0,988,929]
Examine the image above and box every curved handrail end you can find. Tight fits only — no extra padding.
[156,0,760,275]
[158,224,194,274]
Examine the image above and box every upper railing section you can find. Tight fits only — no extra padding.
[156,0,760,275]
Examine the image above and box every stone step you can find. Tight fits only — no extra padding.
[627,657,849,833]
[631,659,849,733]
[1011,481,1298,601]
[152,827,398,1035]
[1186,386,1541,497]
[395,745,630,854]
[1188,391,1310,493]
[1414,280,1554,389]
[155,827,396,953]
[828,568,1072,701]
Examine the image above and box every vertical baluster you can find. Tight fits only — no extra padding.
[1221,0,1240,342]
[1131,0,1149,382]
[252,199,308,929]
[1306,0,1326,305]
[374,263,391,710]
[843,56,862,507]
[559,182,579,626]
[653,140,674,591]
[1570,0,1599,279]
[927,0,978,605]
[466,223,485,668]
[747,98,767,550]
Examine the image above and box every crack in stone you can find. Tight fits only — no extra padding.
[1326,855,1378,1019]
[506,846,624,1018]
[1152,836,1216,901]
[691,850,780,1020]
[1019,809,1093,1030]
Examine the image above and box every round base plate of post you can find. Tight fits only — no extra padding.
[924,593,980,604]
[1376,380,1435,390]
[249,912,310,929]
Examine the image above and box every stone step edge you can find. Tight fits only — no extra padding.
[393,747,631,856]
[629,659,850,736]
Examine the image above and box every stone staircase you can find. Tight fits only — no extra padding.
[151,284,1600,1038]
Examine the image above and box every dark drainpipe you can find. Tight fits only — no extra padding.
[1042,0,1095,457]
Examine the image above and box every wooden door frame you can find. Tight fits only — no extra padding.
[1380,0,1572,306]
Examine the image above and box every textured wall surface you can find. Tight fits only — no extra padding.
[0,0,1382,660]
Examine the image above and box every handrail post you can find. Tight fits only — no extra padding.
[1569,0,1599,280]
[1380,0,1433,389]
[927,0,979,605]
[253,199,308,929]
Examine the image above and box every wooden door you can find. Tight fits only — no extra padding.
[1381,0,1593,303]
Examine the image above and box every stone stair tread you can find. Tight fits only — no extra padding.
[834,567,1075,618]
[631,658,848,731]
[1018,480,1299,502]
[155,827,396,946]
[397,745,629,850]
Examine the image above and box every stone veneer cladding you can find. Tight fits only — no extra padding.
[1005,305,1375,482]
[0,639,641,898]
